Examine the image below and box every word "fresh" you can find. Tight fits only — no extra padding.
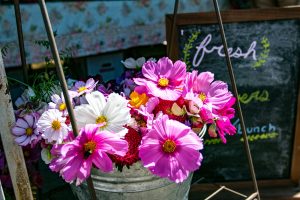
[192,34,257,67]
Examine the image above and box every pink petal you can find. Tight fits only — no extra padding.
[75,158,93,186]
[156,57,174,78]
[176,132,203,150]
[146,81,181,101]
[92,151,113,173]
[95,131,128,156]
[165,119,190,140]
[196,72,214,93]
[142,61,159,82]
[62,157,83,183]
[139,145,162,167]
[175,147,202,172]
[169,60,186,84]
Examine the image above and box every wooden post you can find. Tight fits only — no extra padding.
[0,52,33,200]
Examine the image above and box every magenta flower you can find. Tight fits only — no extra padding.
[184,71,233,110]
[12,113,41,146]
[213,97,237,143]
[139,115,203,183]
[50,124,128,185]
[134,57,186,101]
[72,78,98,96]
[215,118,236,143]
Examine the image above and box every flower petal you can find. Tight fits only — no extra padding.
[92,151,113,173]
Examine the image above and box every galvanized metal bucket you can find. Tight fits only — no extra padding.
[71,162,193,200]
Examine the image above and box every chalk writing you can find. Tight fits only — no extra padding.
[238,90,270,104]
[233,118,276,135]
[204,132,279,145]
[240,132,279,142]
[192,34,257,67]
[252,36,270,68]
[182,31,201,70]
[204,138,222,145]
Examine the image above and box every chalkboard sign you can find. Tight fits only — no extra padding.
[166,7,300,183]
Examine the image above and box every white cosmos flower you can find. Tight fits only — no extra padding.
[74,91,131,134]
[37,109,70,144]
[121,57,146,69]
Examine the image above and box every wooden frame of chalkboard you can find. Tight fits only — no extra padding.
[166,7,300,187]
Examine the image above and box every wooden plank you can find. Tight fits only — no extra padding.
[190,179,300,200]
[0,52,33,200]
[166,7,300,26]
[166,6,300,60]
[291,84,300,183]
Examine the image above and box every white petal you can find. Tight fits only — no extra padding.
[51,94,61,104]
[121,58,136,69]
[85,91,106,114]
[136,57,146,67]
[74,105,98,129]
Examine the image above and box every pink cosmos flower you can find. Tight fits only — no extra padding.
[50,124,128,185]
[134,57,186,101]
[12,113,41,146]
[213,97,237,143]
[72,78,98,96]
[139,115,203,183]
[184,71,233,110]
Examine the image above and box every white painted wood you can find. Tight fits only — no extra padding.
[0,180,6,200]
[0,51,33,200]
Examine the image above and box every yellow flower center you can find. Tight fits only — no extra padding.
[51,120,61,131]
[129,91,149,108]
[77,86,87,93]
[25,128,33,136]
[158,78,169,87]
[59,103,67,111]
[96,115,107,124]
[162,139,176,153]
[84,141,97,154]
[198,92,207,102]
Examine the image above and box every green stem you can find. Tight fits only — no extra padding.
[7,76,31,88]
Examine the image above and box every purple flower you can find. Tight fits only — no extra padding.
[12,113,40,146]
[72,78,98,96]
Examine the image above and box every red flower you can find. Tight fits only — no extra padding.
[110,127,141,170]
[153,98,187,123]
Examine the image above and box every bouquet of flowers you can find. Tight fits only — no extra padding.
[11,57,236,186]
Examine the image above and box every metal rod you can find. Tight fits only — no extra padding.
[245,192,258,200]
[167,0,179,57]
[212,1,260,199]
[223,187,247,198]
[37,1,97,200]
[204,186,225,200]
[13,0,28,83]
